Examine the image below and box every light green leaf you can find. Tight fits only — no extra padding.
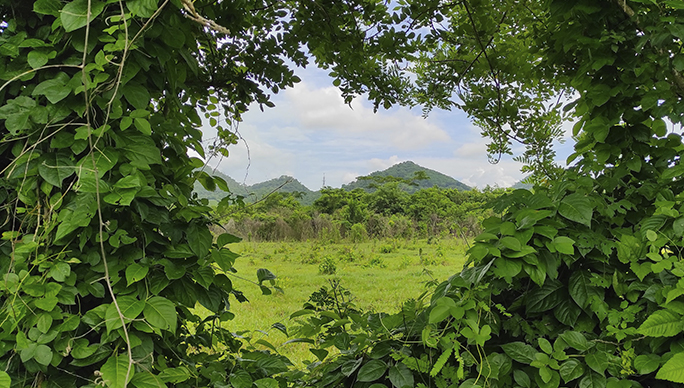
[122,82,151,110]
[33,78,70,104]
[126,263,149,286]
[558,193,593,227]
[357,360,388,382]
[638,310,684,337]
[134,117,151,135]
[579,371,606,388]
[559,331,593,352]
[585,351,610,374]
[60,0,106,32]
[131,371,168,388]
[158,367,190,384]
[553,236,575,255]
[34,296,59,311]
[656,351,684,383]
[143,296,177,333]
[634,354,660,375]
[101,354,133,388]
[0,371,10,388]
[106,296,145,333]
[34,344,53,366]
[253,378,278,388]
[28,50,49,69]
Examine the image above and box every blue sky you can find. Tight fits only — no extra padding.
[201,66,575,191]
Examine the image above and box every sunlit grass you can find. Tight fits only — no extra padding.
[212,238,469,366]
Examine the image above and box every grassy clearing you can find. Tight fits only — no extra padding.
[216,238,468,365]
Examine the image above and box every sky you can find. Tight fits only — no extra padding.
[200,66,575,191]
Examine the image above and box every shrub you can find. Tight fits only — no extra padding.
[318,257,338,275]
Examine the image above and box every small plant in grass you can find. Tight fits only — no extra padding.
[366,256,387,268]
[379,244,395,253]
[318,257,338,275]
[338,246,364,262]
[350,223,368,243]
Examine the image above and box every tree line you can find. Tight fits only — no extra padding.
[214,184,506,242]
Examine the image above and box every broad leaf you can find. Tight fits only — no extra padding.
[143,296,177,333]
[101,354,133,388]
[126,263,149,286]
[656,351,684,383]
[558,193,593,226]
[357,360,388,382]
[559,359,584,383]
[131,372,168,388]
[526,280,564,313]
[638,310,683,337]
[0,371,10,388]
[501,342,536,364]
[60,0,106,32]
[569,270,602,309]
[389,363,414,388]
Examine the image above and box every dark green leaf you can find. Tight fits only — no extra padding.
[389,363,414,388]
[257,268,276,284]
[633,354,660,375]
[357,360,388,382]
[187,224,212,258]
[501,342,536,364]
[559,359,584,383]
[34,0,62,16]
[143,296,177,333]
[130,371,167,388]
[526,280,564,313]
[60,0,106,32]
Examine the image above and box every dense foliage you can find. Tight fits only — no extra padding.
[217,185,504,242]
[4,0,684,387]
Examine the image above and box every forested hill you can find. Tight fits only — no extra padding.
[194,171,319,203]
[342,161,471,193]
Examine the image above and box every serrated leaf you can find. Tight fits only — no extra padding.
[101,354,133,388]
[558,194,593,226]
[656,352,684,382]
[357,360,388,382]
[638,310,683,337]
[143,296,177,333]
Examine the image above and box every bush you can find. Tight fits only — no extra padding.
[318,257,337,275]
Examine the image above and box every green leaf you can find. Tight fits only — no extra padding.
[579,371,605,388]
[228,371,252,388]
[357,360,388,382]
[538,338,553,354]
[656,351,684,383]
[33,78,70,104]
[106,296,145,333]
[126,263,149,286]
[559,359,584,383]
[34,0,62,16]
[638,310,683,337]
[34,344,53,366]
[187,224,212,258]
[101,354,133,388]
[514,370,531,388]
[28,50,49,69]
[559,331,593,352]
[123,82,151,110]
[131,372,167,388]
[134,117,152,135]
[500,236,521,251]
[39,154,75,187]
[217,233,241,246]
[569,270,602,309]
[253,378,278,388]
[389,363,414,388]
[558,193,593,226]
[634,354,660,375]
[429,297,456,324]
[341,359,363,377]
[143,296,177,333]
[158,367,190,383]
[61,0,106,33]
[553,236,575,255]
[256,268,276,284]
[34,296,59,311]
[554,298,581,326]
[0,371,10,388]
[585,351,610,374]
[526,280,564,313]
[501,342,536,364]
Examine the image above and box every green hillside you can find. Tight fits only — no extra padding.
[342,161,471,193]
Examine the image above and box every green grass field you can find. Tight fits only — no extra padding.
[215,238,469,365]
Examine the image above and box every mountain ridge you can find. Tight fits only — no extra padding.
[194,161,471,203]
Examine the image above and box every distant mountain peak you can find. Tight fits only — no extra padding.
[343,161,470,192]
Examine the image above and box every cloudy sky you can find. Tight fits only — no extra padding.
[200,66,575,191]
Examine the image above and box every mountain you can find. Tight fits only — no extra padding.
[342,161,471,193]
[193,171,320,204]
